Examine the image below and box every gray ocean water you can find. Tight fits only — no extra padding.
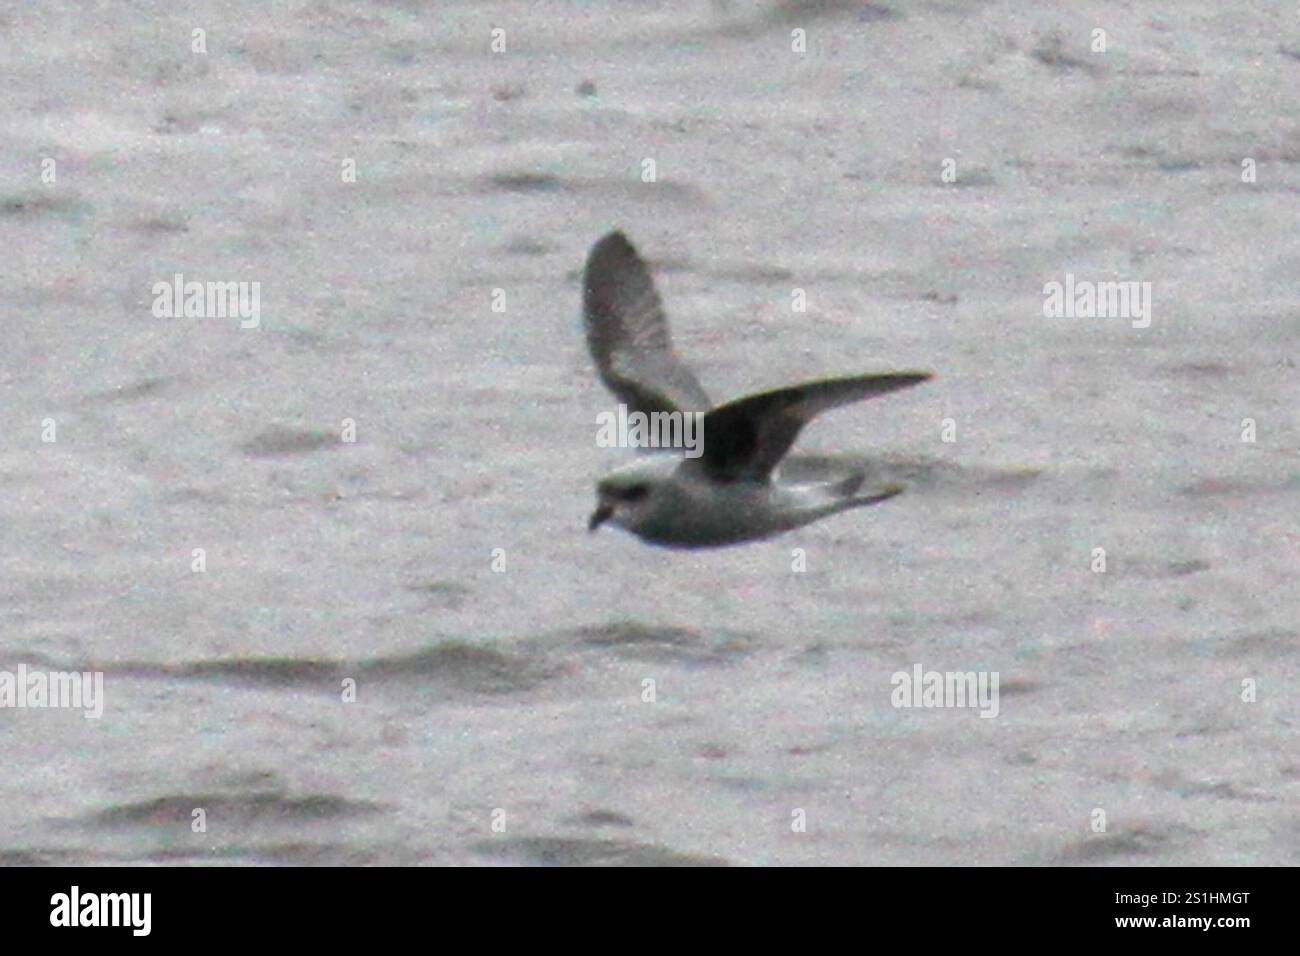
[1,1,1296,865]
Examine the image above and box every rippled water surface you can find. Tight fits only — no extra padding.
[1,1,1297,865]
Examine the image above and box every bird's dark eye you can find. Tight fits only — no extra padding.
[622,484,650,502]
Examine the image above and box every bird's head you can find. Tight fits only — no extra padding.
[588,458,676,534]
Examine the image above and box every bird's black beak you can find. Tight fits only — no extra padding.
[588,502,614,532]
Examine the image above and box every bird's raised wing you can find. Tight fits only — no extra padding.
[691,372,931,483]
[583,231,711,415]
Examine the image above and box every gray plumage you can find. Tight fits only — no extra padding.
[582,230,931,548]
[583,232,711,415]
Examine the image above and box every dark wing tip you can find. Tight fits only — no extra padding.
[816,370,933,401]
[584,231,646,288]
[857,371,932,393]
[858,483,906,506]
[590,230,635,258]
[820,371,932,391]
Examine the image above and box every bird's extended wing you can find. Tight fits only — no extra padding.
[692,372,931,483]
[583,231,711,415]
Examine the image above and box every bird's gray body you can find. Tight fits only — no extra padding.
[594,455,904,548]
[582,231,930,549]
